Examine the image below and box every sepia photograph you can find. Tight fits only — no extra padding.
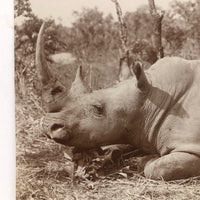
[15,0,200,199]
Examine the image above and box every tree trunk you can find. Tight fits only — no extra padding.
[111,0,132,81]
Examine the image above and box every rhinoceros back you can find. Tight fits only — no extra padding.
[145,57,200,156]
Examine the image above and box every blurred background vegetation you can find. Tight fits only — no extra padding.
[15,0,200,108]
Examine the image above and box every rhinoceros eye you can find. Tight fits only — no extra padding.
[92,104,104,116]
[51,86,63,95]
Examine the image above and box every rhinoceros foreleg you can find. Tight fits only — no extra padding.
[142,152,200,181]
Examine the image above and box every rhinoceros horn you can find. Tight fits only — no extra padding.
[36,22,90,99]
[69,65,90,97]
[36,22,53,86]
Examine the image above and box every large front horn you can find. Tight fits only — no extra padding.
[69,66,90,97]
[36,22,52,85]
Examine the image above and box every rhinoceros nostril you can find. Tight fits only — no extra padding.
[53,138,67,145]
[50,124,65,132]
[49,107,62,113]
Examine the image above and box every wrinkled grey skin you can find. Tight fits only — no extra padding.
[36,22,200,181]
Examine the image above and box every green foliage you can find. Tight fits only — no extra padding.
[15,0,39,99]
[162,13,187,53]
[124,6,153,45]
[123,6,158,68]
[14,0,32,18]
[69,8,120,62]
[164,0,200,58]
[15,0,200,101]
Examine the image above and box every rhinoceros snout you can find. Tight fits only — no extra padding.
[49,123,70,145]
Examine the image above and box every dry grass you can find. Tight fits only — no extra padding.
[16,99,200,200]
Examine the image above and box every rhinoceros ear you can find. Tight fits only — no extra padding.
[132,61,149,91]
[118,57,132,81]
[69,66,90,97]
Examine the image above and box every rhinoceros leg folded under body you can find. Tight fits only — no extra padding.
[142,152,200,180]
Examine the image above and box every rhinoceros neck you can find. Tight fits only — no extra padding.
[141,57,194,153]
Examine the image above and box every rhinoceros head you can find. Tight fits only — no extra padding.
[36,22,150,149]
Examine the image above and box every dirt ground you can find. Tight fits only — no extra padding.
[16,101,200,200]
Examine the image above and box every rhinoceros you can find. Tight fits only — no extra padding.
[36,23,200,181]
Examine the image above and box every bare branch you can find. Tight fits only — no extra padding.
[148,0,164,59]
[148,0,156,13]
[111,0,129,57]
[111,0,133,81]
[89,65,92,91]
